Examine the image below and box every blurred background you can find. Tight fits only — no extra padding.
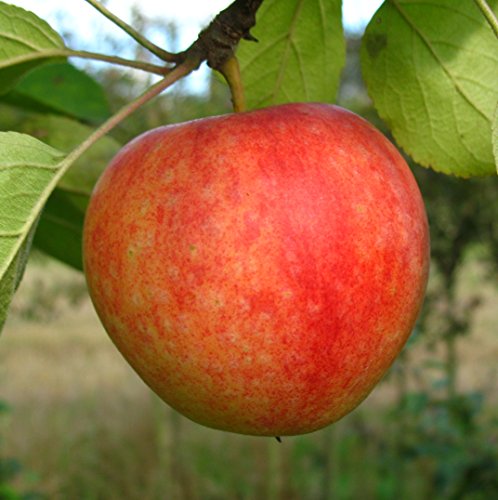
[1,2,498,499]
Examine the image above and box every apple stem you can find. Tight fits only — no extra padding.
[275,436,282,443]
[219,56,247,113]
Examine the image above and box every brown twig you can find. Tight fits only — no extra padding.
[177,0,264,112]
[179,0,264,70]
[85,0,265,72]
[78,0,265,110]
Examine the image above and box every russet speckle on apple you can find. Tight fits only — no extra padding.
[83,103,430,436]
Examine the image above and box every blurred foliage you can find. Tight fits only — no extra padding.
[6,251,87,322]
[0,402,45,500]
[0,62,111,124]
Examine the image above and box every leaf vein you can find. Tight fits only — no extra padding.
[391,0,490,122]
[270,0,306,103]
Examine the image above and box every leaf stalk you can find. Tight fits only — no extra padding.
[84,0,181,62]
[64,59,199,168]
[0,49,171,75]
[474,0,498,38]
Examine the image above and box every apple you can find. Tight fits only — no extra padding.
[83,103,429,436]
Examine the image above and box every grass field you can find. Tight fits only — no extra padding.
[1,256,497,499]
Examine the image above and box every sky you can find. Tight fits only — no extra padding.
[9,1,384,33]
[8,0,384,91]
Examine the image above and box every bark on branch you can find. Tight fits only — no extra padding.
[180,0,264,70]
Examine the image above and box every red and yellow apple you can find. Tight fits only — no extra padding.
[83,103,429,436]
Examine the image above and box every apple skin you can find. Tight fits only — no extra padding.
[83,103,429,436]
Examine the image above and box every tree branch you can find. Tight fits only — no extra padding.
[181,0,265,70]
[84,0,265,71]
[50,0,264,113]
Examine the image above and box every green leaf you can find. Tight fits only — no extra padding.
[0,1,65,95]
[361,0,498,177]
[0,132,65,332]
[20,115,121,269]
[493,102,498,173]
[1,62,111,123]
[237,0,345,109]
